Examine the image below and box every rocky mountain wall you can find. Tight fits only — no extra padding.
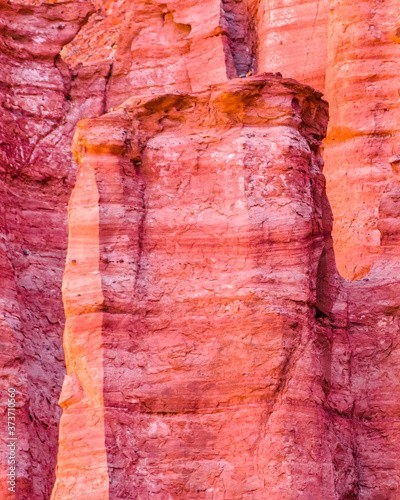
[53,74,346,499]
[61,0,400,279]
[323,0,400,279]
[0,1,95,498]
[1,0,400,499]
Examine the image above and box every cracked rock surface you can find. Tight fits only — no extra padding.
[1,1,400,499]
[54,74,336,499]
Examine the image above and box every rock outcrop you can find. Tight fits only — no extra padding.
[52,68,400,499]
[0,0,96,498]
[323,0,400,279]
[51,74,342,499]
[252,0,329,91]
[61,0,400,280]
[343,162,400,498]
[233,0,400,280]
[2,0,400,499]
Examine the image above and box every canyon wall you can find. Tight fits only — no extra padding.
[237,0,400,280]
[323,0,400,279]
[53,76,400,499]
[61,0,400,279]
[1,0,400,499]
[0,1,95,498]
[53,74,347,499]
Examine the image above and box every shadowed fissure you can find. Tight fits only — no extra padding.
[221,0,257,77]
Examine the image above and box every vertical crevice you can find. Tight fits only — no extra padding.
[220,0,257,77]
[133,159,146,289]
[103,62,113,114]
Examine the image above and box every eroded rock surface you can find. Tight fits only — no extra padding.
[51,74,369,500]
[51,0,400,279]
[343,164,400,499]
[2,0,400,499]
[323,0,400,279]
[0,0,97,498]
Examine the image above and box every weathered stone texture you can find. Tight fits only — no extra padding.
[0,1,96,498]
[323,0,400,279]
[2,0,400,499]
[51,74,343,499]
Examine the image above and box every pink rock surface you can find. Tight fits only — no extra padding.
[52,74,362,499]
[2,0,400,498]
[237,0,400,280]
[252,0,329,91]
[61,0,400,281]
[56,0,400,276]
[323,0,400,279]
[63,0,238,107]
[0,0,99,498]
[343,167,400,498]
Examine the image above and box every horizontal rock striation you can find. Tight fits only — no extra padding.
[252,0,329,91]
[50,74,368,499]
[0,0,103,498]
[343,163,400,499]
[52,71,400,499]
[2,0,400,499]
[59,0,400,280]
[63,0,241,107]
[323,0,400,279]
[60,0,400,280]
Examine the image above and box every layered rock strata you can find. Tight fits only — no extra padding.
[250,0,329,91]
[0,1,98,498]
[50,74,363,499]
[52,66,400,499]
[63,0,329,110]
[342,161,400,499]
[2,0,400,498]
[63,0,244,106]
[323,0,400,279]
[58,0,400,280]
[2,1,335,497]
[247,0,400,279]
[61,0,400,279]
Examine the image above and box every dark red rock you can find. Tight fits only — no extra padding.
[0,1,98,498]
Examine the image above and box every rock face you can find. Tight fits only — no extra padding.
[61,0,400,280]
[52,73,400,499]
[251,0,329,91]
[62,0,244,106]
[344,166,400,499]
[50,0,400,280]
[62,0,329,107]
[52,74,340,499]
[323,0,400,279]
[1,0,400,499]
[0,1,96,498]
[227,0,400,280]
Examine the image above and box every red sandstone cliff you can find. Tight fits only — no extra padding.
[61,0,400,280]
[52,75,335,499]
[1,0,400,499]
[0,1,95,497]
[323,0,400,279]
